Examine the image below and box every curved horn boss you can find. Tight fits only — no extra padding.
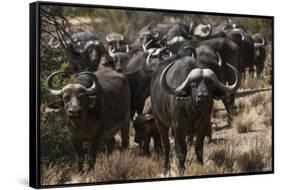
[77,71,99,95]
[160,60,240,96]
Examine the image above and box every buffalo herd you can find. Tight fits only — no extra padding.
[46,18,269,176]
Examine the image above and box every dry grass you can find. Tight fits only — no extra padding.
[208,144,236,171]
[234,110,257,133]
[94,151,162,181]
[240,77,268,89]
[41,82,273,186]
[41,150,162,185]
[235,134,272,173]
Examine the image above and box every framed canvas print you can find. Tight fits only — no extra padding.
[29,1,274,188]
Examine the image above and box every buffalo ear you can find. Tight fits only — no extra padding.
[89,95,97,108]
[213,87,228,99]
[45,99,64,113]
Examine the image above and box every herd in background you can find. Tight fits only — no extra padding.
[46,18,270,176]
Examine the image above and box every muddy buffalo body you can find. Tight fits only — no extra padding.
[150,48,240,176]
[47,68,131,173]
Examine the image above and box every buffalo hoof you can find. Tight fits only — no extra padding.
[162,167,171,178]
[178,167,185,176]
[160,172,171,178]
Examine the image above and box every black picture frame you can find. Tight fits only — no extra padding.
[30,1,274,188]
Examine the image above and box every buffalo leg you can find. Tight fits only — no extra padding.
[105,137,116,154]
[249,66,255,78]
[153,131,162,154]
[256,65,264,79]
[142,137,151,155]
[195,133,205,165]
[88,134,103,172]
[72,140,85,173]
[206,121,212,143]
[120,119,130,148]
[156,119,170,176]
[174,127,187,176]
[187,130,194,146]
[222,95,236,126]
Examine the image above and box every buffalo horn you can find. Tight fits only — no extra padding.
[108,45,116,58]
[142,39,153,53]
[254,38,265,48]
[160,62,240,95]
[205,63,241,94]
[47,71,67,96]
[183,46,197,58]
[77,71,99,95]
[216,52,222,67]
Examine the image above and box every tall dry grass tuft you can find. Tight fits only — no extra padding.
[235,98,251,114]
[208,144,236,173]
[249,93,266,107]
[41,150,162,185]
[262,103,272,127]
[240,77,267,89]
[233,110,258,133]
[93,151,161,181]
[235,136,272,173]
[41,161,76,185]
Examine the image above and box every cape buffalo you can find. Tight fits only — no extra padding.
[252,33,267,78]
[193,19,245,40]
[108,46,172,119]
[169,38,240,121]
[150,48,240,176]
[164,23,193,46]
[132,24,170,50]
[47,68,131,173]
[106,32,130,54]
[49,30,112,72]
[133,97,162,155]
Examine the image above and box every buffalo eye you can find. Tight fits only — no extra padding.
[63,94,71,102]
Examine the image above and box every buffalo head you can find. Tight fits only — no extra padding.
[137,25,161,52]
[252,34,266,61]
[254,39,266,61]
[106,32,129,53]
[133,114,154,144]
[164,23,193,46]
[47,71,99,119]
[160,53,240,106]
[49,31,106,72]
[145,47,174,71]
[193,24,212,38]
[108,45,130,72]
